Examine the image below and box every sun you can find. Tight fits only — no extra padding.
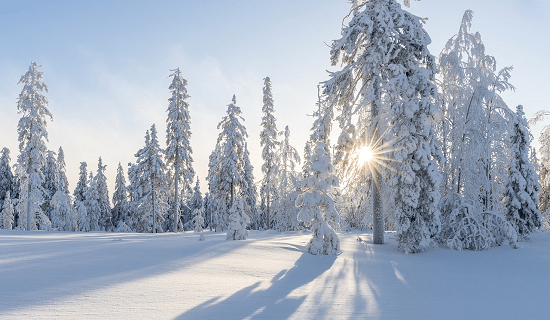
[357,145,374,164]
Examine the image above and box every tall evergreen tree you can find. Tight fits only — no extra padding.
[323,0,442,252]
[242,143,258,228]
[505,105,541,237]
[112,162,129,228]
[259,77,279,229]
[1,191,14,230]
[0,148,15,211]
[272,126,301,231]
[188,178,203,213]
[165,68,194,232]
[73,162,88,204]
[94,157,111,230]
[16,61,52,231]
[57,147,69,194]
[132,125,169,233]
[84,172,101,231]
[42,150,58,221]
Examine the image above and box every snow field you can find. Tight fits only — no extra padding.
[1,230,550,319]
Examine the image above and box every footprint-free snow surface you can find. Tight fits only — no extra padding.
[1,229,549,319]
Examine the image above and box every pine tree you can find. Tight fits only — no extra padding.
[272,126,301,231]
[84,172,101,231]
[77,200,88,232]
[226,197,250,240]
[296,141,340,255]
[192,208,205,233]
[16,61,52,230]
[242,143,258,229]
[259,77,279,229]
[1,191,14,230]
[323,0,442,252]
[165,68,194,232]
[50,190,77,231]
[189,178,203,213]
[57,147,69,194]
[42,150,58,221]
[73,162,88,204]
[112,162,129,229]
[207,95,249,231]
[95,157,112,231]
[505,105,541,237]
[132,125,169,233]
[0,148,15,211]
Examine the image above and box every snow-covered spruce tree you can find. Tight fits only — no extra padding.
[296,141,340,255]
[0,148,15,211]
[73,162,88,205]
[57,147,69,194]
[84,172,101,231]
[505,105,541,238]
[132,125,169,233]
[50,189,77,231]
[111,162,129,229]
[259,77,279,229]
[94,157,111,231]
[272,126,302,231]
[2,191,14,230]
[323,0,441,252]
[192,208,205,232]
[188,178,203,213]
[165,68,194,232]
[77,200,88,232]
[242,143,258,228]
[529,111,550,228]
[42,150,58,221]
[207,95,248,231]
[16,61,53,230]
[226,197,250,240]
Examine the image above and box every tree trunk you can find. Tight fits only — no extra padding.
[373,170,384,244]
[174,163,179,233]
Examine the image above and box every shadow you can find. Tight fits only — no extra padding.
[175,252,336,320]
[0,230,251,313]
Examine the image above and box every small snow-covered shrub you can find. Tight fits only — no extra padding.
[226,198,250,240]
[439,193,517,250]
[115,220,133,233]
[192,208,205,233]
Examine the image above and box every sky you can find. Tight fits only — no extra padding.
[0,0,549,196]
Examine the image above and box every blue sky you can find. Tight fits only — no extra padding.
[1,0,549,194]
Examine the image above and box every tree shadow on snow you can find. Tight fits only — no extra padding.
[175,252,336,320]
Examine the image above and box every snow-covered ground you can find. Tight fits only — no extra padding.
[1,229,549,319]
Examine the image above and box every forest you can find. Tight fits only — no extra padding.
[1,0,548,256]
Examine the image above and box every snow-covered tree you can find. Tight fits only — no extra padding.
[0,148,15,211]
[131,125,169,233]
[57,147,69,194]
[94,157,111,230]
[1,191,14,230]
[42,150,58,221]
[76,200,88,232]
[165,68,194,232]
[192,208,205,232]
[73,162,88,205]
[272,126,301,231]
[84,172,101,231]
[296,141,340,255]
[207,95,249,231]
[50,190,77,231]
[505,105,541,238]
[111,162,129,228]
[16,61,52,230]
[242,143,258,228]
[436,10,514,213]
[323,0,442,252]
[188,178,203,213]
[259,77,279,229]
[529,111,550,227]
[226,197,250,240]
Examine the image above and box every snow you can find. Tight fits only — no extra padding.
[1,229,549,319]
